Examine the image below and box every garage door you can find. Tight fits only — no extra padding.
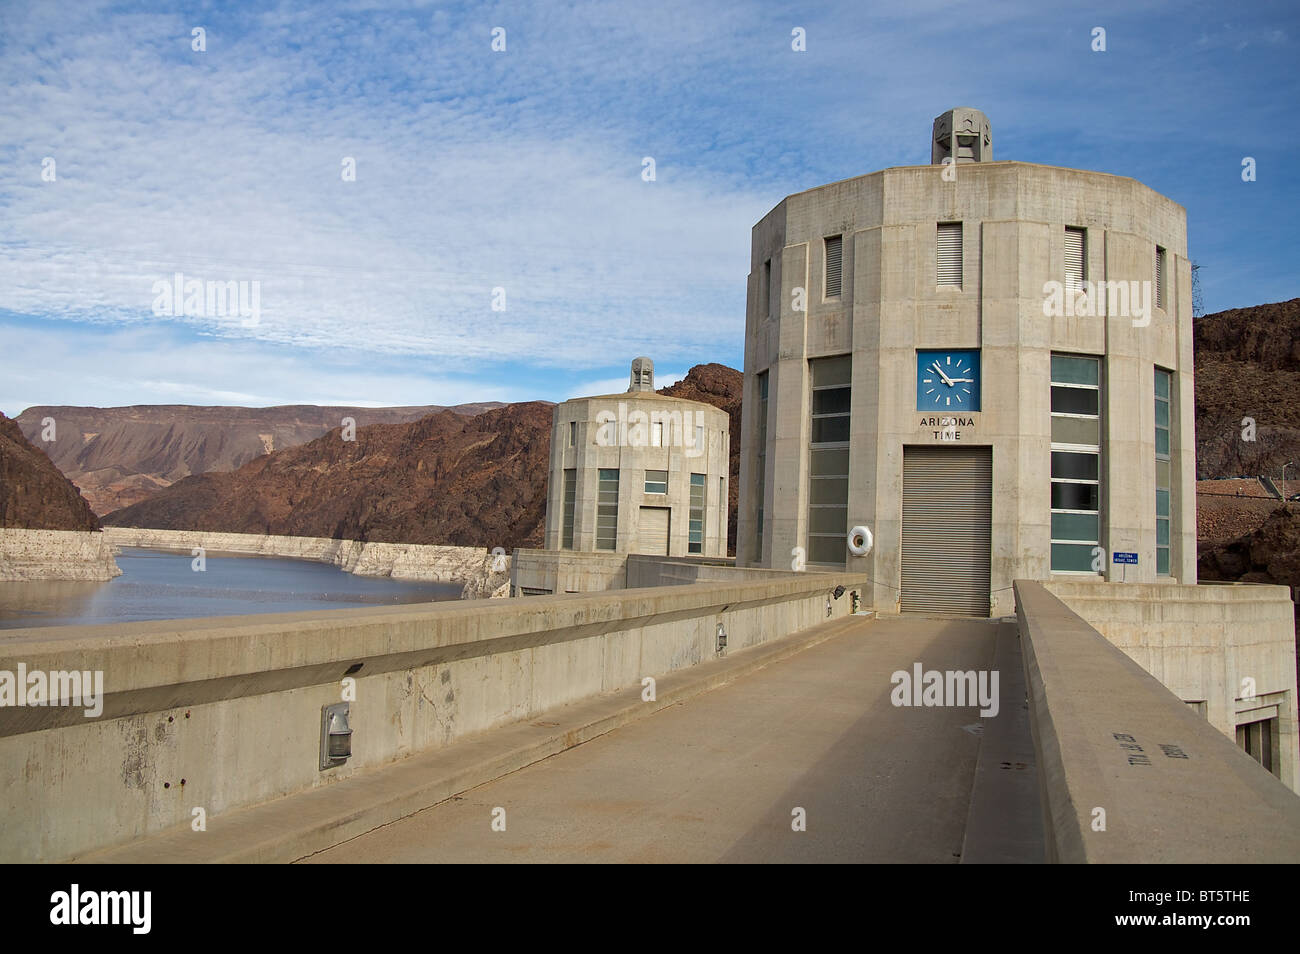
[901,446,992,617]
[636,507,670,555]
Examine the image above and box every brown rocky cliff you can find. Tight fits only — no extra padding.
[1195,298,1300,480]
[1194,299,1300,372]
[1198,507,1300,587]
[0,412,100,531]
[104,402,555,551]
[14,402,500,515]
[1193,298,1300,584]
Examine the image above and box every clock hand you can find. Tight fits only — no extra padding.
[932,363,956,386]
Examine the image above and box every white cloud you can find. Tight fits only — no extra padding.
[0,322,532,416]
[0,0,1292,416]
[0,1,773,378]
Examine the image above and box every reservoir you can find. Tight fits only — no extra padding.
[0,547,464,631]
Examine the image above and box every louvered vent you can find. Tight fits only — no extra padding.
[825,235,842,298]
[1065,227,1086,293]
[937,223,963,286]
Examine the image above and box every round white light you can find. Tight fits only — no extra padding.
[847,525,873,557]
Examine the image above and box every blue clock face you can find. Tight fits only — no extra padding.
[917,350,981,411]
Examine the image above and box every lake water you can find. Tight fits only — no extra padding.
[0,547,464,631]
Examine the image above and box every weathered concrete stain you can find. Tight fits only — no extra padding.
[118,716,150,790]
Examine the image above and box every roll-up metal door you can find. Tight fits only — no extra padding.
[901,446,992,616]
[636,506,670,555]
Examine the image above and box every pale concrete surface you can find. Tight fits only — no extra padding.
[511,549,628,595]
[543,388,730,558]
[960,620,1044,862]
[736,155,1196,616]
[1,569,866,861]
[511,547,819,597]
[1045,579,1298,792]
[1015,581,1300,863]
[81,615,863,863]
[304,615,1005,864]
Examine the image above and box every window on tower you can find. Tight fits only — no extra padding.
[1050,354,1103,574]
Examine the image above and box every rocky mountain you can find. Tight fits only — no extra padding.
[0,412,100,531]
[1199,507,1300,588]
[14,402,501,515]
[1194,298,1300,480]
[104,402,555,550]
[1193,299,1300,593]
[100,364,746,553]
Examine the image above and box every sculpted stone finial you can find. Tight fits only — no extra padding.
[932,108,992,165]
[628,356,655,392]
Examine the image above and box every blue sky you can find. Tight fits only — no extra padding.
[1,0,1296,416]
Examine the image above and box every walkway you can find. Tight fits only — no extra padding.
[306,615,1035,863]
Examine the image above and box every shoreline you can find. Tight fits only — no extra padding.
[99,527,510,598]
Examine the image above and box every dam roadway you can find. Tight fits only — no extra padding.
[30,575,1297,865]
[303,616,1041,864]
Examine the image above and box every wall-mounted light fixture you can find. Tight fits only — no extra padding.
[848,526,873,557]
[320,702,352,771]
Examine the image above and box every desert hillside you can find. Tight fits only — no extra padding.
[15,402,500,514]
[1194,298,1300,480]
[1194,299,1300,603]
[0,412,100,531]
[103,402,554,550]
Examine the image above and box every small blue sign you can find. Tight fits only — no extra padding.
[1113,552,1138,565]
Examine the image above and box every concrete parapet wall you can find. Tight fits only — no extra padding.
[626,555,803,588]
[1042,578,1297,790]
[510,548,629,594]
[0,570,867,861]
[101,527,504,595]
[0,528,121,582]
[1014,580,1300,862]
[512,548,803,594]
